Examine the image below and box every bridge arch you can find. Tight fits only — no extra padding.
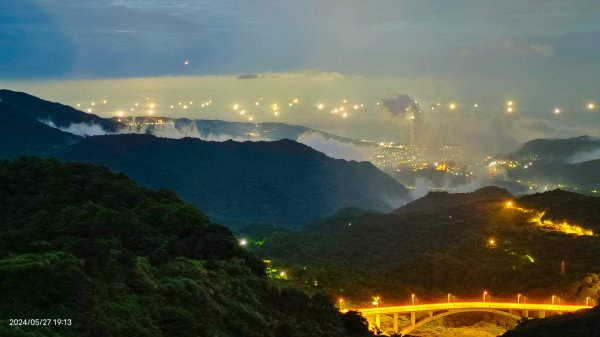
[399,308,522,335]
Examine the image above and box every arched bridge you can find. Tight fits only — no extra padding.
[352,301,591,335]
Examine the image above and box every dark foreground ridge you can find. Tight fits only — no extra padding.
[502,305,600,337]
[0,157,372,337]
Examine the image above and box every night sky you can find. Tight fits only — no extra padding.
[2,0,600,150]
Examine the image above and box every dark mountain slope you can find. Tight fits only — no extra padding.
[395,186,512,214]
[54,134,408,229]
[0,89,120,132]
[0,102,80,159]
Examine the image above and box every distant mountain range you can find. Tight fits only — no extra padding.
[507,136,600,164]
[503,136,600,192]
[114,115,368,146]
[0,89,407,229]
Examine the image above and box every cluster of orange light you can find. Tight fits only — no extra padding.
[435,163,449,171]
[505,201,595,236]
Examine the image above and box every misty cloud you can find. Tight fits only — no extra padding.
[42,120,110,137]
[296,132,374,162]
[566,148,600,164]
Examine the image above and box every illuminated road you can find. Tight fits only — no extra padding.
[349,301,592,335]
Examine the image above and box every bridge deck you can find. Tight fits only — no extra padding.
[353,301,591,315]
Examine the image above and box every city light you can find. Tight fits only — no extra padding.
[588,103,596,110]
[554,108,561,115]
[506,200,596,236]
[449,103,457,110]
[317,103,325,110]
[239,238,248,246]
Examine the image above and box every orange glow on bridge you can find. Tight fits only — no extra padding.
[350,301,591,316]
[347,300,593,335]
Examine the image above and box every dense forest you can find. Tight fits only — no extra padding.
[245,188,600,306]
[0,157,372,337]
[502,306,600,337]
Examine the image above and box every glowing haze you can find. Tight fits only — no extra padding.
[2,0,600,156]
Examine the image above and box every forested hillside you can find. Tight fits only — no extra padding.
[0,158,371,337]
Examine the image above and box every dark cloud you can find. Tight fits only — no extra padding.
[236,74,258,80]
[381,94,420,117]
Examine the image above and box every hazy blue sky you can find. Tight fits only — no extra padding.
[2,0,600,151]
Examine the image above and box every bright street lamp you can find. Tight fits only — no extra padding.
[372,296,380,308]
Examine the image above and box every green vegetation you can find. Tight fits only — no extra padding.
[502,306,600,337]
[245,189,600,306]
[0,157,371,337]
